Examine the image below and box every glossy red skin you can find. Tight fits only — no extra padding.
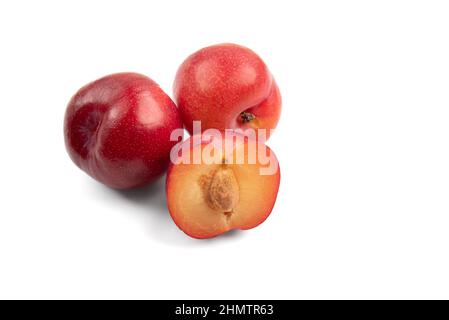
[64,73,183,189]
[173,43,281,139]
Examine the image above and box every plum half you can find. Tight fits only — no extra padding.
[166,133,280,239]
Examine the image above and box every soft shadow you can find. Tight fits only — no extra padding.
[111,176,194,246]
[89,176,246,246]
[114,177,168,213]
[115,177,246,246]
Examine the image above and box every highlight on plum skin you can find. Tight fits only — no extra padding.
[173,43,282,140]
[166,133,281,239]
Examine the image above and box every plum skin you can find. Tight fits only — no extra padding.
[64,72,183,189]
[173,43,282,139]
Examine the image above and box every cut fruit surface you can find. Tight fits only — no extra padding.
[166,133,280,239]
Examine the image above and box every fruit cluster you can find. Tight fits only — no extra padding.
[64,43,282,239]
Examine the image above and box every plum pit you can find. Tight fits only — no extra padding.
[200,166,240,214]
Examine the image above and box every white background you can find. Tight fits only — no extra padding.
[0,0,448,299]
